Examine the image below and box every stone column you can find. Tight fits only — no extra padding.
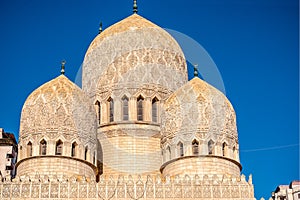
[114,99,121,122]
[144,97,151,122]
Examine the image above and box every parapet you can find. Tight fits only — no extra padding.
[0,173,256,199]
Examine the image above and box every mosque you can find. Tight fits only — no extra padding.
[0,1,256,199]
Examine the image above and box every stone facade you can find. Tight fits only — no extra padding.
[0,174,255,200]
[1,9,257,200]
[17,75,100,178]
[83,14,188,176]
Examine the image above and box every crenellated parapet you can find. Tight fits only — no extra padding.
[0,173,255,199]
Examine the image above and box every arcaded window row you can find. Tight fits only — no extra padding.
[163,139,238,162]
[95,95,159,124]
[24,140,96,165]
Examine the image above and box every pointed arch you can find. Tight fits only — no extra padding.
[192,139,199,155]
[71,141,78,157]
[39,139,47,155]
[93,151,96,165]
[177,141,184,157]
[27,141,32,157]
[233,146,237,160]
[222,142,228,157]
[55,140,63,155]
[122,95,129,121]
[166,145,171,160]
[84,146,88,161]
[137,95,144,121]
[95,100,101,124]
[208,139,214,155]
[108,97,114,122]
[152,97,159,122]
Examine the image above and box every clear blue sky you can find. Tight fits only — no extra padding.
[0,0,298,199]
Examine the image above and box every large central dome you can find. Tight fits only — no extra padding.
[82,13,188,175]
[82,13,188,99]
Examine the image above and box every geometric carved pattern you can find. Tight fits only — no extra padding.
[161,77,240,165]
[20,75,97,145]
[83,14,188,98]
[0,174,255,199]
[18,75,98,177]
[162,77,238,145]
[12,10,256,200]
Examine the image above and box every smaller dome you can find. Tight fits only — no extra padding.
[161,77,238,145]
[18,75,99,178]
[160,77,240,177]
[20,75,97,142]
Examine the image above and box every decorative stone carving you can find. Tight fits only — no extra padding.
[83,14,188,98]
[0,174,256,199]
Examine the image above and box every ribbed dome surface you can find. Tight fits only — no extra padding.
[161,77,238,147]
[82,13,188,98]
[19,75,97,144]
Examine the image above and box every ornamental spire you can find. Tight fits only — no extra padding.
[99,21,103,34]
[61,60,66,75]
[193,64,198,77]
[133,0,138,13]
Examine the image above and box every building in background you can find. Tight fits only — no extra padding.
[270,181,300,200]
[0,128,17,178]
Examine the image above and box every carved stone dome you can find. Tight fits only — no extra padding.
[19,75,97,141]
[82,13,188,98]
[82,13,188,175]
[160,77,241,177]
[17,75,99,178]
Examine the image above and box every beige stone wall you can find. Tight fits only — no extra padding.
[82,14,189,177]
[16,156,96,178]
[161,156,241,178]
[0,173,256,200]
[98,123,162,175]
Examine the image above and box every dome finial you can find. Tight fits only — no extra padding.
[133,0,138,13]
[193,64,199,77]
[99,21,103,34]
[61,60,66,75]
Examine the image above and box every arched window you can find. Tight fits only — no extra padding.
[208,140,214,155]
[222,142,227,156]
[167,146,171,160]
[71,142,78,157]
[95,101,101,124]
[108,98,114,122]
[233,146,237,159]
[93,151,96,165]
[55,140,63,155]
[40,139,47,155]
[84,146,88,161]
[27,142,32,157]
[152,97,159,122]
[137,96,144,121]
[122,96,129,121]
[177,142,184,157]
[192,139,199,155]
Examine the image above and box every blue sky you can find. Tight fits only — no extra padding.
[0,0,298,199]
